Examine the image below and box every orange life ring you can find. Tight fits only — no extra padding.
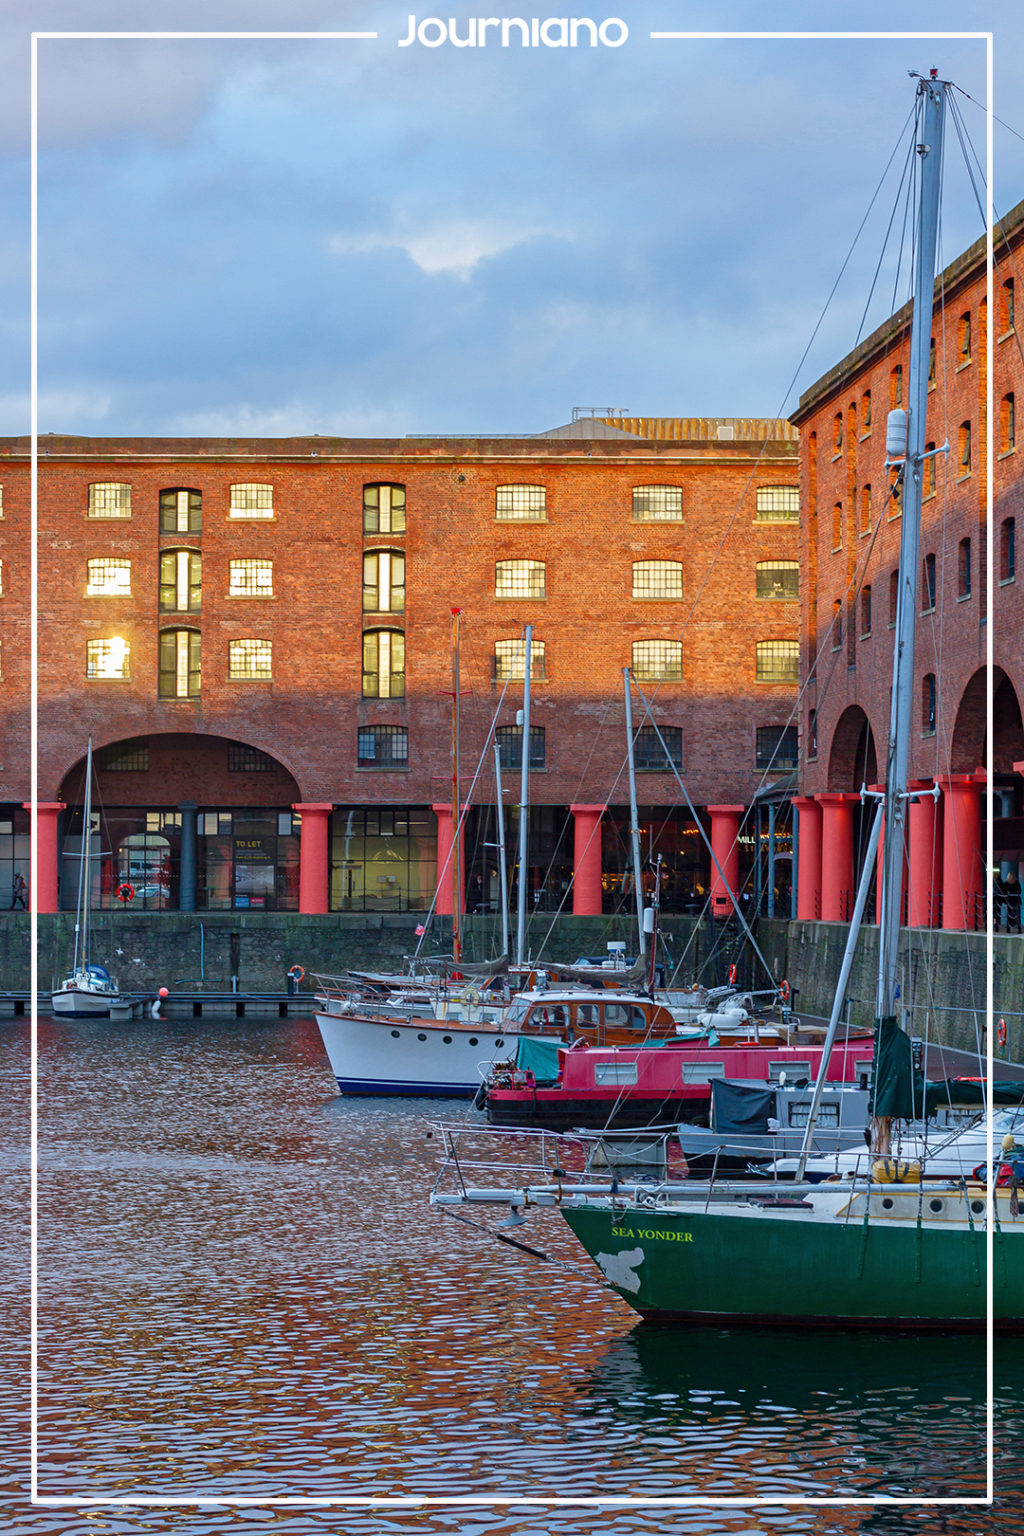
[727,964,737,986]
[998,1017,1008,1047]
[288,965,305,983]
[116,882,135,903]
[779,979,790,1003]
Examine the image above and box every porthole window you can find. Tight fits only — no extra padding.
[469,1037,479,1046]
[881,1197,894,1210]
[496,1039,504,1048]
[929,1199,944,1213]
[417,1032,427,1042]
[971,1200,985,1215]
[442,1035,452,1044]
[391,1030,401,1039]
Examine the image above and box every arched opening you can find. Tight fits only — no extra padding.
[827,706,877,792]
[950,668,987,773]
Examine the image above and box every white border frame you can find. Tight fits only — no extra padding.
[28,23,996,1513]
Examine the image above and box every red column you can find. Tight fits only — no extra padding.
[24,801,64,914]
[937,773,984,930]
[907,780,942,928]
[570,803,605,915]
[817,793,858,922]
[793,796,822,921]
[431,804,466,916]
[708,805,743,917]
[293,802,332,915]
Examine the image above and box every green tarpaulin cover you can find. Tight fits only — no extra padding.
[514,1035,563,1082]
[921,1078,1024,1119]
[869,1015,917,1118]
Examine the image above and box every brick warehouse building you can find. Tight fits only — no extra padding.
[0,417,802,923]
[791,198,1024,933]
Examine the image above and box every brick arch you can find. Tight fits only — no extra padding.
[827,705,877,791]
[58,732,302,807]
[994,670,1024,773]
[948,669,988,773]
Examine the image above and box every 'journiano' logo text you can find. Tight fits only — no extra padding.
[398,15,628,48]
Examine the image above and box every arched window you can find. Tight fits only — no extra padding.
[1001,518,1016,583]
[363,549,405,613]
[494,639,546,680]
[495,560,545,599]
[632,639,682,682]
[958,311,972,363]
[859,484,872,535]
[958,421,972,475]
[632,560,682,600]
[633,485,683,522]
[755,641,799,683]
[88,482,131,519]
[861,390,872,433]
[159,550,202,612]
[363,483,406,534]
[86,558,132,597]
[160,488,202,533]
[922,673,936,735]
[363,629,405,698]
[755,561,798,600]
[158,629,200,698]
[229,483,274,519]
[860,585,872,637]
[228,639,272,680]
[890,364,903,407]
[1002,393,1016,454]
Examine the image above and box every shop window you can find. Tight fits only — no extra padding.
[755,640,799,683]
[158,628,200,698]
[159,550,201,612]
[160,488,202,533]
[329,806,435,914]
[755,486,799,522]
[494,638,546,680]
[958,538,972,600]
[860,584,872,637]
[364,483,406,534]
[88,482,131,519]
[756,725,798,771]
[922,553,937,613]
[496,484,546,521]
[86,637,130,679]
[496,724,546,770]
[632,639,682,682]
[363,549,405,613]
[230,483,273,519]
[229,558,274,597]
[1001,517,1016,583]
[1002,393,1016,454]
[632,560,683,600]
[922,673,936,735]
[633,485,683,522]
[358,725,409,768]
[229,639,273,680]
[362,628,405,698]
[755,561,798,600]
[633,725,682,771]
[495,559,545,599]
[82,558,127,597]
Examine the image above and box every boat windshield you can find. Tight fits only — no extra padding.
[992,1107,1024,1134]
[505,998,531,1025]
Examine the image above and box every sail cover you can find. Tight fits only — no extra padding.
[710,1079,776,1135]
[870,1016,917,1118]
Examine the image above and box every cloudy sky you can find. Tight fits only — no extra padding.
[3,1,1023,438]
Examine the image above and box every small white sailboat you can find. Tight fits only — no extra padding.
[51,740,132,1020]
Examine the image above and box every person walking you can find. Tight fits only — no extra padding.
[10,872,26,909]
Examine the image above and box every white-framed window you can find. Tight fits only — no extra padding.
[363,629,405,698]
[229,483,274,519]
[363,483,406,534]
[160,550,202,613]
[632,560,682,600]
[358,725,409,768]
[755,561,799,600]
[496,484,546,521]
[494,638,547,680]
[755,640,799,683]
[229,558,274,598]
[755,486,799,522]
[495,559,546,599]
[229,638,273,680]
[86,637,130,679]
[85,558,131,597]
[88,482,131,519]
[632,639,682,681]
[158,629,201,698]
[632,485,683,522]
[363,549,405,613]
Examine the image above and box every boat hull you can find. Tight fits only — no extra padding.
[50,988,132,1020]
[561,1197,1024,1330]
[315,1009,515,1097]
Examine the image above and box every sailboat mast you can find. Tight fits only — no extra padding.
[877,73,946,1019]
[73,737,94,975]
[493,741,510,958]
[622,668,646,956]
[450,608,462,965]
[515,625,533,970]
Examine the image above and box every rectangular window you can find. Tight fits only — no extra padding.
[958,421,972,475]
[229,638,273,679]
[632,639,682,682]
[496,724,546,770]
[831,599,842,650]
[594,1063,638,1087]
[228,744,274,771]
[1001,518,1016,583]
[159,550,202,612]
[922,553,937,613]
[229,558,274,598]
[1002,393,1016,454]
[362,549,405,613]
[633,725,682,771]
[632,560,683,600]
[495,559,545,599]
[922,673,936,735]
[755,640,799,683]
[158,630,201,698]
[85,557,132,597]
[632,485,683,522]
[832,502,843,549]
[860,584,872,636]
[755,486,799,522]
[229,483,274,519]
[357,725,410,768]
[860,484,872,535]
[363,483,406,534]
[923,443,936,498]
[495,484,546,521]
[88,482,131,519]
[1002,276,1015,334]
[362,629,405,698]
[98,741,149,772]
[808,708,817,760]
[494,638,547,680]
[890,364,903,407]
[756,725,798,770]
[160,488,202,533]
[755,561,798,600]
[86,637,130,679]
[889,569,899,626]
[958,537,972,600]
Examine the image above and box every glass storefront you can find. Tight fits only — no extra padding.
[463,805,574,914]
[600,806,710,914]
[0,807,31,909]
[199,809,299,910]
[330,807,436,912]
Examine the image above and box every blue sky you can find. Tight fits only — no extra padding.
[3,1,1023,438]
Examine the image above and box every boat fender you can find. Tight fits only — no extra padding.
[116,882,135,903]
[872,1157,921,1184]
[288,965,305,983]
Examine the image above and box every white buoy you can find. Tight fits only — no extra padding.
[151,985,169,1018]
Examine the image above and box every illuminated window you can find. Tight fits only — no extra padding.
[632,485,683,522]
[159,550,201,612]
[229,559,274,598]
[229,639,273,680]
[756,725,797,771]
[358,725,409,768]
[85,557,131,597]
[363,483,406,534]
[363,629,405,698]
[158,629,200,698]
[755,486,799,522]
[632,560,683,600]
[495,724,545,770]
[86,637,130,679]
[632,639,682,682]
[495,559,545,599]
[229,483,273,519]
[756,641,799,683]
[633,725,682,771]
[160,488,202,533]
[363,549,405,613]
[494,639,546,680]
[495,484,546,521]
[88,482,131,519]
[755,561,798,600]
